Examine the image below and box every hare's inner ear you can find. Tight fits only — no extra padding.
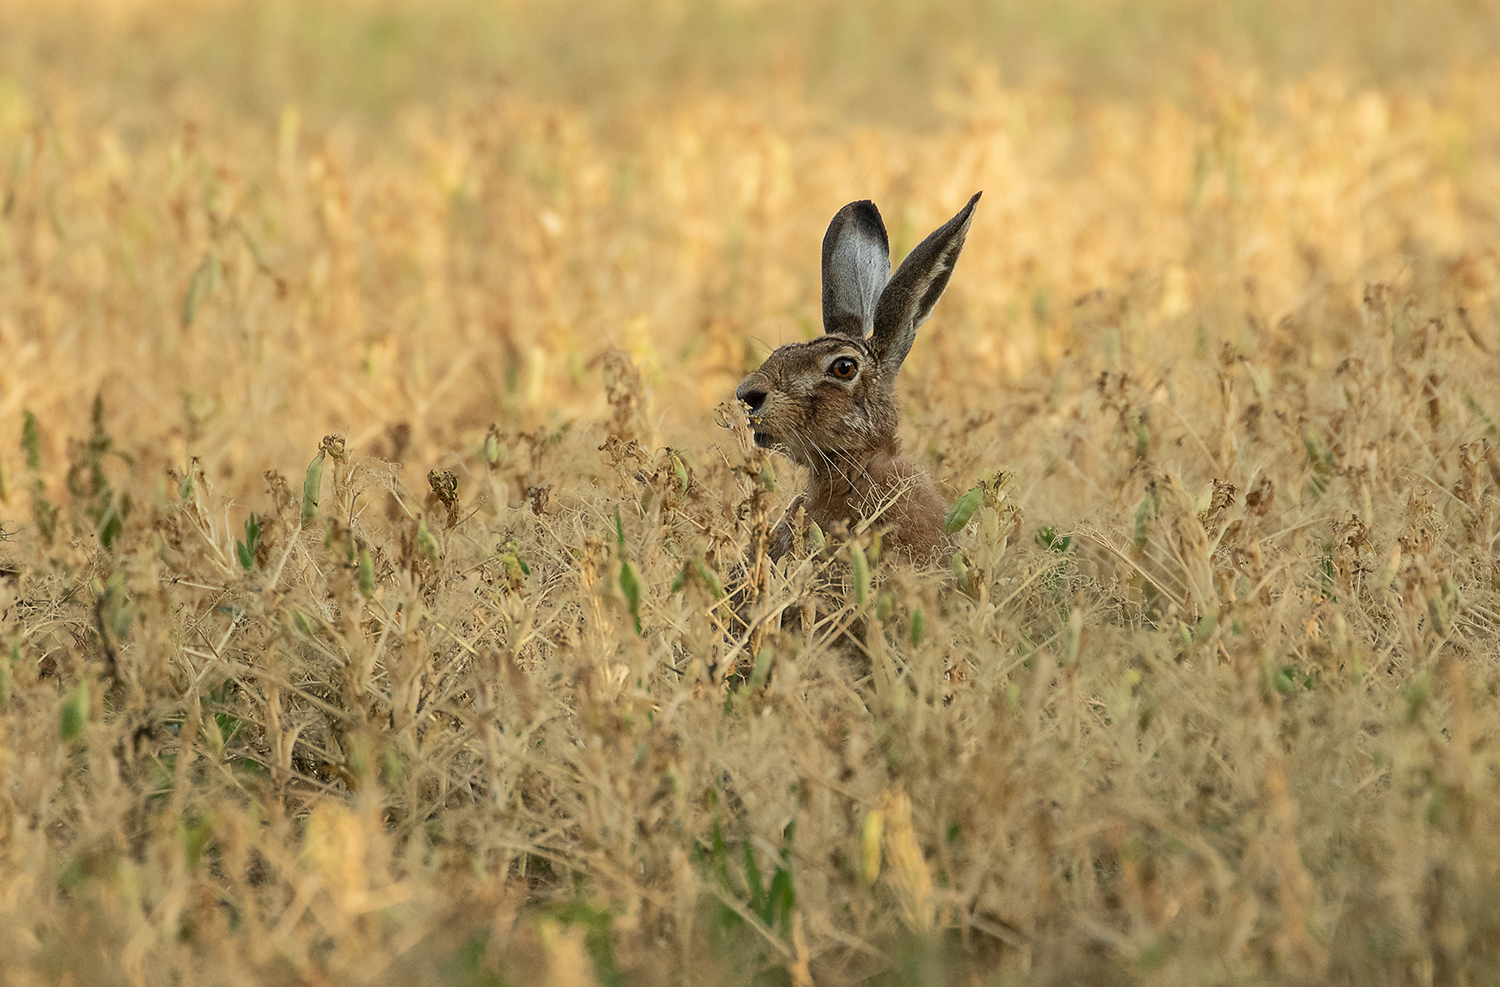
[871,191,981,373]
[822,200,890,339]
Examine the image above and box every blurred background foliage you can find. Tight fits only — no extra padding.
[6,0,1500,126]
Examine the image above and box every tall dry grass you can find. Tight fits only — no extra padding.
[3,1,1500,984]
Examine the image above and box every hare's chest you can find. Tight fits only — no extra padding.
[801,469,950,562]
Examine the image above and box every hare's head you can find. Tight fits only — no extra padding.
[735,194,979,471]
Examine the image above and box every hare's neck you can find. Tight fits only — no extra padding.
[806,442,903,504]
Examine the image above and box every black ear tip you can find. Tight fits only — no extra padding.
[824,199,889,258]
[943,192,981,235]
[845,199,888,241]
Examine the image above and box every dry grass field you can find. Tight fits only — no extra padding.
[4,1,1500,984]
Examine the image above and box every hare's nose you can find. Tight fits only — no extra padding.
[736,382,768,413]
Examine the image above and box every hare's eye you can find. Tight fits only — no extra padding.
[830,357,857,380]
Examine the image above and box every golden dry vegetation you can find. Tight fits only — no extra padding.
[3,1,1500,984]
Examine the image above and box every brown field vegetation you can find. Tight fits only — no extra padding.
[4,1,1500,983]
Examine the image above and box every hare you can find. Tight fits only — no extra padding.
[736,193,980,563]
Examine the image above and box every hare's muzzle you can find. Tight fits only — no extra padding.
[735,382,769,415]
[734,379,776,444]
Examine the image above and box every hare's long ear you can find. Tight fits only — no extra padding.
[822,200,890,338]
[871,192,980,373]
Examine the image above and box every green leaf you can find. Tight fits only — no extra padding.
[97,499,126,550]
[60,679,89,741]
[1036,526,1072,553]
[416,518,441,563]
[1402,669,1433,724]
[693,559,724,599]
[300,450,325,527]
[620,559,642,634]
[747,646,774,691]
[945,483,984,533]
[236,513,261,570]
[909,607,925,646]
[1133,413,1151,459]
[768,866,795,930]
[31,491,56,543]
[1133,492,1157,549]
[21,410,41,471]
[745,842,765,916]
[951,552,971,592]
[849,543,869,607]
[358,549,375,598]
[1427,591,1449,636]
[182,817,213,869]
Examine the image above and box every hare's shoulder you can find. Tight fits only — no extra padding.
[875,464,949,557]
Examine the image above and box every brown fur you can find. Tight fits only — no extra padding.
[736,194,980,563]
